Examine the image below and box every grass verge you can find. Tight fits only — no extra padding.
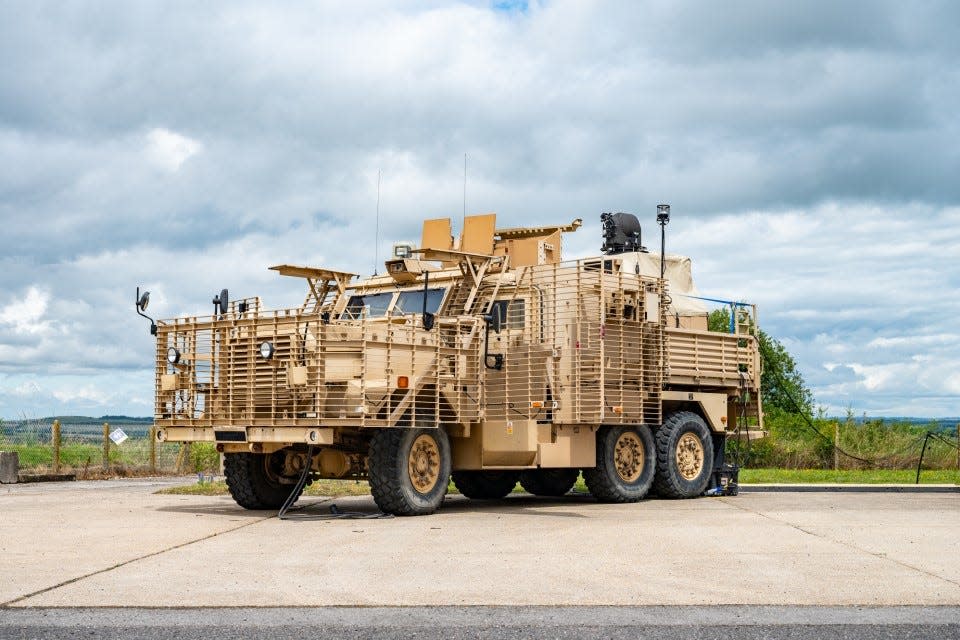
[740,468,960,484]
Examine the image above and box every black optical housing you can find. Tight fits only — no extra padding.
[601,212,646,255]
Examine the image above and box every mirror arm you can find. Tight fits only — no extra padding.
[421,271,434,330]
[482,314,504,371]
[135,287,157,336]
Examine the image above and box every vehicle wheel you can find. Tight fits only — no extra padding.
[224,451,302,510]
[368,428,451,516]
[452,470,519,499]
[583,425,656,502]
[654,411,715,498]
[519,468,579,496]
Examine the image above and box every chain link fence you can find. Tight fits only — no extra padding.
[0,419,220,478]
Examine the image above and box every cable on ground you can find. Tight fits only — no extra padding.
[277,445,393,521]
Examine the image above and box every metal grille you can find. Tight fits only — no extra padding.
[665,329,760,391]
[155,309,484,429]
[475,258,664,427]
[154,255,758,434]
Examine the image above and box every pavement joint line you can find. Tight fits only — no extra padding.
[718,497,960,590]
[0,497,332,609]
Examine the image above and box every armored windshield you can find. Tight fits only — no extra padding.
[341,292,394,319]
[394,288,446,315]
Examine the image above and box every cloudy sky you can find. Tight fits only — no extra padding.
[1,1,958,419]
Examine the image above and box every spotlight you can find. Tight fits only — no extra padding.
[657,204,670,225]
[259,341,275,360]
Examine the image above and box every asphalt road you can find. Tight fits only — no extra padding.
[2,606,959,639]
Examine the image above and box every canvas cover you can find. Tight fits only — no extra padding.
[618,253,709,316]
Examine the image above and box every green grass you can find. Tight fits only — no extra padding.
[740,468,960,484]
[3,440,219,473]
[4,442,103,468]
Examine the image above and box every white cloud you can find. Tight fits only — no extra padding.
[12,380,42,397]
[0,287,50,334]
[145,128,202,172]
[1,3,959,416]
[51,386,111,405]
[846,363,896,391]
[867,334,960,349]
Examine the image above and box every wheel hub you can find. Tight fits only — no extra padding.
[614,431,644,483]
[408,434,441,493]
[676,432,704,480]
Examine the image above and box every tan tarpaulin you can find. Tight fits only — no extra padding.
[618,253,709,316]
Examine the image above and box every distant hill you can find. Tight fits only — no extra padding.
[3,415,153,426]
[829,416,960,425]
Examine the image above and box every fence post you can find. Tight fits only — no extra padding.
[175,443,187,474]
[833,421,839,471]
[52,419,61,474]
[102,423,110,472]
[149,426,157,474]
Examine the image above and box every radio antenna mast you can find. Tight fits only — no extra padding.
[462,153,467,235]
[373,169,382,275]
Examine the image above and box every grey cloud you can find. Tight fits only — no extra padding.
[1,1,958,416]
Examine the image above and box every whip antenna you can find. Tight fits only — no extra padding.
[462,153,467,235]
[373,169,381,275]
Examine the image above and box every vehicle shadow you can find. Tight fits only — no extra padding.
[153,499,290,518]
[152,493,610,519]
[438,493,599,518]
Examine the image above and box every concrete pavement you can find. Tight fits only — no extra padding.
[1,478,958,607]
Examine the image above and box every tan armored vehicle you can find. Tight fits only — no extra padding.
[137,207,761,515]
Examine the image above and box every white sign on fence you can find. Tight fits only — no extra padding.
[109,428,128,445]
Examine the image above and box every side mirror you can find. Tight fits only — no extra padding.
[422,311,435,331]
[483,312,503,335]
[482,310,504,371]
[212,288,229,316]
[135,286,157,336]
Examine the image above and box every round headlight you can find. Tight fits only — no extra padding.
[166,347,181,364]
[259,341,275,360]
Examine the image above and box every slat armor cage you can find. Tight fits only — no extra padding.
[153,256,711,432]
[153,212,762,471]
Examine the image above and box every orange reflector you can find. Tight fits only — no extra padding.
[397,376,409,389]
[612,406,623,414]
[530,401,544,409]
[720,415,728,424]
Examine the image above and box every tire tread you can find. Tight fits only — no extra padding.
[653,411,714,499]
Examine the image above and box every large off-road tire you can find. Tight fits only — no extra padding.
[583,425,656,503]
[224,452,302,510]
[368,428,451,516]
[653,411,715,498]
[519,468,579,496]
[452,470,519,499]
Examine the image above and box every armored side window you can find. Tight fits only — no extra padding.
[394,288,446,315]
[341,292,394,319]
[489,299,526,330]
